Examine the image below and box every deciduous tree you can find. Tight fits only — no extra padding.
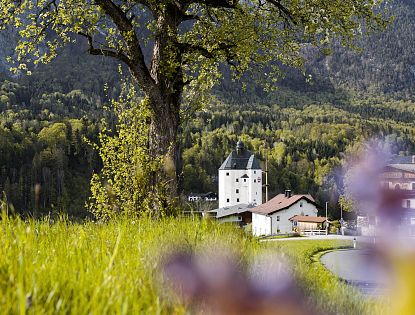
[1,0,388,208]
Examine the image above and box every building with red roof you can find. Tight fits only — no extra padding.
[251,190,322,236]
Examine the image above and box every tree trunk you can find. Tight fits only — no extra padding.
[144,6,184,212]
[148,94,181,211]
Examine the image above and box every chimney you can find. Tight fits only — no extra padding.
[285,190,292,198]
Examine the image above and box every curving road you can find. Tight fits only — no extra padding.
[321,249,390,295]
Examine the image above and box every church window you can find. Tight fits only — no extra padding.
[227,198,230,203]
[236,178,239,182]
[226,172,229,176]
[254,171,256,174]
[237,198,240,202]
[254,179,256,183]
[244,179,247,182]
[236,189,239,193]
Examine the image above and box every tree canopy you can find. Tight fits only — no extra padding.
[2,0,387,87]
[0,0,389,211]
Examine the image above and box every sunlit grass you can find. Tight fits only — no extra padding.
[0,215,383,314]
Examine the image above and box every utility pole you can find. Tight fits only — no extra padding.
[265,148,269,203]
[325,201,328,235]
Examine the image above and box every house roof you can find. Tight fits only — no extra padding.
[387,164,415,174]
[389,155,415,164]
[209,203,255,219]
[251,194,318,215]
[289,215,327,223]
[219,142,261,170]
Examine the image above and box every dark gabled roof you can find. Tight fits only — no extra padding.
[251,194,319,215]
[209,203,255,219]
[389,155,415,164]
[219,145,261,170]
[241,174,249,178]
[386,164,415,174]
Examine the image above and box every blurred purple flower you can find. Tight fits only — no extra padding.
[162,249,313,315]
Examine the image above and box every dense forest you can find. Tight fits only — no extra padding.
[1,0,415,218]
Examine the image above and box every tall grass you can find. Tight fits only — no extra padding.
[0,214,383,314]
[0,215,259,314]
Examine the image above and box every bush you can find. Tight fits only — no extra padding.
[87,83,174,220]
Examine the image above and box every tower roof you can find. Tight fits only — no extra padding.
[219,141,261,170]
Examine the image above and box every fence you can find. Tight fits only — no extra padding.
[302,229,327,236]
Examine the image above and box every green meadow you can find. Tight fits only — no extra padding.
[0,215,383,315]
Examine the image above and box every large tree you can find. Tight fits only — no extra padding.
[1,0,387,203]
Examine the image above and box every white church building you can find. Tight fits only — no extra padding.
[218,141,262,209]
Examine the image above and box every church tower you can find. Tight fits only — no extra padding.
[218,141,262,208]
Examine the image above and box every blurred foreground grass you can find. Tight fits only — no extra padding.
[0,216,384,314]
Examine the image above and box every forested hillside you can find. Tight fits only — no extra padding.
[1,0,415,217]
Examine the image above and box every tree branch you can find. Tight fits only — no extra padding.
[78,32,130,63]
[178,42,236,59]
[94,0,156,94]
[190,0,236,8]
[264,0,297,25]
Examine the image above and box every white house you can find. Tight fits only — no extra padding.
[251,190,320,236]
[187,192,218,202]
[218,141,262,209]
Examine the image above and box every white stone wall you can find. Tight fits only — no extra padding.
[218,215,242,224]
[252,213,271,236]
[270,200,318,234]
[252,199,318,236]
[403,199,415,208]
[219,168,262,208]
[247,169,262,205]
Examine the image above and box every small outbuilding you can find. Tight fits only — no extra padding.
[289,215,327,233]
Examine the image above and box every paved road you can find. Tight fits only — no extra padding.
[321,249,390,295]
[261,235,371,242]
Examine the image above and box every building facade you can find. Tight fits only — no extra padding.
[380,162,415,209]
[218,141,262,208]
[251,191,320,236]
[356,155,415,236]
